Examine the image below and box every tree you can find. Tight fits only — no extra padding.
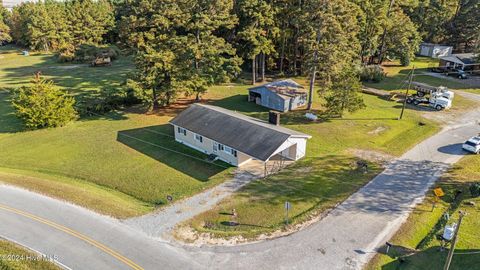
[65,0,114,46]
[383,7,421,65]
[0,4,11,44]
[181,0,242,100]
[304,0,361,109]
[235,0,278,84]
[119,0,240,108]
[445,0,480,52]
[353,0,388,64]
[11,74,77,129]
[324,67,365,117]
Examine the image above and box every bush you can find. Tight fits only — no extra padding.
[57,43,75,63]
[400,53,410,66]
[77,84,144,116]
[57,43,121,63]
[470,183,480,197]
[360,65,385,83]
[11,75,77,129]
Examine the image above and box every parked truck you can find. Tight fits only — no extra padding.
[405,82,454,110]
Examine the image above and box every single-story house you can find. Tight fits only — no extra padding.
[248,79,307,112]
[170,103,311,167]
[418,43,452,58]
[439,53,480,71]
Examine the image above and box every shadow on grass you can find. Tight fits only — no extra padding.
[0,91,24,133]
[379,245,480,270]
[117,124,231,182]
[0,47,134,93]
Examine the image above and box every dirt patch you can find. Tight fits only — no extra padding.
[368,126,388,135]
[348,149,394,165]
[49,65,83,70]
[173,204,338,246]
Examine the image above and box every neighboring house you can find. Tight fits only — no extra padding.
[418,43,452,58]
[248,79,307,112]
[439,53,480,71]
[170,103,311,167]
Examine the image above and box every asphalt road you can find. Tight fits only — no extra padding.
[0,92,479,270]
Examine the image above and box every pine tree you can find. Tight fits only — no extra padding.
[235,0,278,84]
[181,0,242,100]
[304,0,361,109]
[0,5,11,44]
[11,74,77,129]
[324,67,365,117]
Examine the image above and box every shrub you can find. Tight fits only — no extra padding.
[470,183,480,197]
[77,84,144,116]
[400,53,410,66]
[57,43,121,63]
[360,65,385,83]
[11,75,77,129]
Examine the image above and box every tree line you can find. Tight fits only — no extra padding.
[1,0,479,125]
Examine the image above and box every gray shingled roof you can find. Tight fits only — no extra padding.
[170,104,310,161]
[249,79,305,90]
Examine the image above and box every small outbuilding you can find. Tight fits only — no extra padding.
[170,103,311,167]
[248,79,307,112]
[418,43,453,58]
[439,53,480,71]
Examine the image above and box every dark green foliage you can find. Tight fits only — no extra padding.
[77,86,140,116]
[470,183,480,197]
[8,0,114,51]
[400,53,411,66]
[360,65,385,82]
[118,0,241,108]
[11,75,77,129]
[0,5,11,44]
[324,68,365,117]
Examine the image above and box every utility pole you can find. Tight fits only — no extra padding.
[399,66,415,120]
[443,211,466,270]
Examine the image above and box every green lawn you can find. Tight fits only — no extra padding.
[0,45,441,224]
[177,89,441,240]
[0,239,60,270]
[0,45,132,92]
[365,155,480,270]
[0,46,233,218]
[364,57,479,91]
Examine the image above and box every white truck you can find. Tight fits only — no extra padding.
[405,83,454,110]
[462,136,480,154]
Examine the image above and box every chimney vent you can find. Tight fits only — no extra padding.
[268,111,281,126]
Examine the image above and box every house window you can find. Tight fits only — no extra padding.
[177,127,187,136]
[194,134,203,143]
[222,146,237,157]
[218,144,224,151]
[213,142,218,152]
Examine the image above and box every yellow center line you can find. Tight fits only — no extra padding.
[0,203,143,270]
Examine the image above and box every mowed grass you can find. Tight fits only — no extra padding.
[365,155,480,270]
[0,168,153,218]
[0,239,61,270]
[0,45,133,92]
[364,57,479,90]
[180,86,441,239]
[0,46,234,218]
[0,45,441,224]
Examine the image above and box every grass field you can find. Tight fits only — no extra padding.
[364,57,480,91]
[0,239,60,270]
[0,46,441,224]
[365,155,480,270]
